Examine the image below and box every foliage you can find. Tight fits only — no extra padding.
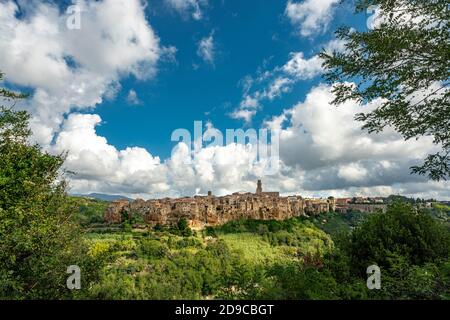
[0,75,100,299]
[307,211,366,237]
[0,72,28,102]
[345,202,450,275]
[320,0,450,180]
[264,264,340,300]
[79,218,334,300]
[176,218,193,237]
[69,197,109,226]
[86,233,243,299]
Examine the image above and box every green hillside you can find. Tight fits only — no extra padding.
[68,196,109,226]
[69,200,450,300]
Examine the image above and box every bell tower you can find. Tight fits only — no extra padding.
[256,180,262,195]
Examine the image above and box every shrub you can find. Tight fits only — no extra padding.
[139,239,169,259]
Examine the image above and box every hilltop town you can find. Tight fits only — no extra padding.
[104,180,389,228]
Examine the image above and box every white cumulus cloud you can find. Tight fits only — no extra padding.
[265,84,445,194]
[127,89,142,105]
[231,50,326,122]
[285,0,339,37]
[197,32,215,65]
[165,0,208,20]
[0,0,163,146]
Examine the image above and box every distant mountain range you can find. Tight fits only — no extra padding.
[71,193,133,202]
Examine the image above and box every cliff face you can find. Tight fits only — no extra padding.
[104,199,129,223]
[103,193,336,228]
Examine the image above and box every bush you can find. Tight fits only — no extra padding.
[139,239,169,259]
[347,202,450,275]
[0,103,98,299]
[257,224,269,235]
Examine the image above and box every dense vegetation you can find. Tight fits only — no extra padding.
[0,82,103,299]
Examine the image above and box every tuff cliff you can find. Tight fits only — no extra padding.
[103,181,337,228]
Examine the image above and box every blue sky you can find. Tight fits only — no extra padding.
[1,0,448,199]
[94,0,365,158]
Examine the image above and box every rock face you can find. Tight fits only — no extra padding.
[336,203,387,214]
[103,181,337,228]
[104,199,129,223]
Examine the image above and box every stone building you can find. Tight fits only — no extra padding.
[103,181,377,228]
[334,196,387,213]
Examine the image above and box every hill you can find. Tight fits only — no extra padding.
[72,193,133,202]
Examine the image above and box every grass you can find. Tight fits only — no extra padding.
[219,233,292,265]
[432,202,450,212]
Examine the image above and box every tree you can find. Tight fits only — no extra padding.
[320,0,450,180]
[347,202,450,276]
[177,218,192,237]
[0,73,90,299]
[265,264,339,300]
[320,202,450,299]
[0,72,28,102]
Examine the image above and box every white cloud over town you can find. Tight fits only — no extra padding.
[265,84,440,193]
[55,85,449,200]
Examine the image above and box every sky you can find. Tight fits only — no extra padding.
[0,0,449,200]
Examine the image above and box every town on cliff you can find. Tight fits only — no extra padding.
[104,180,393,229]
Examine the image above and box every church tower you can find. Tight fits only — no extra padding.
[256,180,262,195]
